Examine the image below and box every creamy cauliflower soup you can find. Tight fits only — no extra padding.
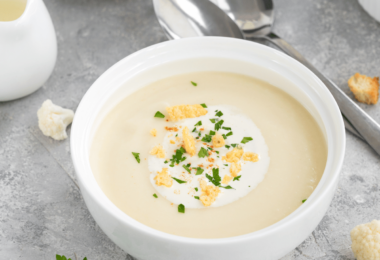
[90,72,327,238]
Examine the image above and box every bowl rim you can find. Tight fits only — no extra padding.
[71,37,345,245]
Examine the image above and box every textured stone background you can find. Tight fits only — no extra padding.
[1,0,380,259]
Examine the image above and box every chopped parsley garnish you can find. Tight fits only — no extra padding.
[302,199,307,203]
[195,187,199,192]
[233,175,241,181]
[175,134,178,137]
[198,132,201,137]
[132,152,140,163]
[198,147,209,158]
[169,147,187,166]
[195,121,202,126]
[209,130,216,136]
[200,103,207,108]
[214,120,224,131]
[231,143,238,148]
[207,147,213,151]
[215,151,219,154]
[226,131,233,137]
[206,168,221,186]
[192,127,196,132]
[215,111,223,117]
[222,126,231,130]
[172,177,187,184]
[222,134,227,140]
[153,193,158,198]
[209,118,218,123]
[201,134,212,142]
[225,145,230,149]
[178,204,185,213]
[224,164,228,166]
[194,196,200,200]
[164,160,168,164]
[182,164,191,173]
[154,111,165,118]
[241,137,253,144]
[220,185,234,189]
[56,255,87,260]
[191,81,197,86]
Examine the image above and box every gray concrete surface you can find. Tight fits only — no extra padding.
[1,0,380,259]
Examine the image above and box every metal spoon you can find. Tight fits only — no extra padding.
[154,0,380,156]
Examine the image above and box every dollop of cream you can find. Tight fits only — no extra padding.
[148,105,270,208]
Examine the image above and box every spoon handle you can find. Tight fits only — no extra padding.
[264,33,380,154]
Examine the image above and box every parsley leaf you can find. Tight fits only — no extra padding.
[224,164,228,166]
[195,187,199,192]
[209,130,216,136]
[195,121,202,126]
[132,152,140,163]
[225,145,230,149]
[198,147,209,158]
[233,175,241,181]
[172,177,187,184]
[209,118,218,123]
[241,137,253,144]
[164,160,168,164]
[182,164,191,173]
[222,126,231,130]
[201,135,212,142]
[220,185,234,189]
[215,111,223,117]
[191,81,197,86]
[215,151,219,154]
[222,134,227,139]
[302,199,307,203]
[196,167,204,175]
[178,204,185,213]
[154,111,165,118]
[200,103,207,108]
[231,143,238,148]
[206,168,221,186]
[214,120,224,131]
[153,193,158,198]
[194,196,200,200]
[192,127,196,132]
[226,131,233,137]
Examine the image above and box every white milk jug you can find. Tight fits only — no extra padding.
[0,0,57,101]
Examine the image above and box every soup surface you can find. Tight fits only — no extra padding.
[90,72,327,238]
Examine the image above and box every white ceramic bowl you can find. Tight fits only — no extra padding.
[359,0,380,22]
[71,37,345,260]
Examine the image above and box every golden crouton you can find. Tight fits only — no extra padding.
[348,73,379,104]
[222,148,243,163]
[182,126,196,156]
[222,175,233,184]
[212,133,225,148]
[154,168,173,187]
[166,104,208,121]
[150,128,157,137]
[243,152,259,162]
[230,162,241,177]
[199,179,220,207]
[150,145,165,158]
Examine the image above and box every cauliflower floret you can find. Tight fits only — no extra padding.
[222,148,244,163]
[182,126,196,156]
[150,145,166,158]
[243,152,259,162]
[351,220,380,260]
[199,179,220,207]
[154,168,173,187]
[37,100,74,141]
[166,104,207,121]
[212,133,225,148]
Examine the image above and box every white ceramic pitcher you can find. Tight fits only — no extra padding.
[0,0,57,101]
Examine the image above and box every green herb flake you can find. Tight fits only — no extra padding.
[132,152,140,163]
[196,167,204,175]
[191,81,197,86]
[215,151,219,154]
[198,147,209,158]
[241,137,253,144]
[222,134,227,140]
[209,130,216,136]
[210,118,216,123]
[200,103,207,108]
[182,164,191,173]
[195,187,199,192]
[220,185,234,189]
[178,204,185,213]
[154,111,165,118]
[206,168,221,187]
[226,131,233,137]
[233,175,241,181]
[192,127,196,132]
[224,164,228,166]
[225,145,230,149]
[231,143,238,148]
[194,196,200,200]
[302,199,307,203]
[195,121,202,126]
[153,193,158,198]
[164,160,168,164]
[214,120,224,131]
[172,177,187,184]
[215,111,223,117]
[222,126,231,130]
[201,135,212,142]
[175,134,178,137]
